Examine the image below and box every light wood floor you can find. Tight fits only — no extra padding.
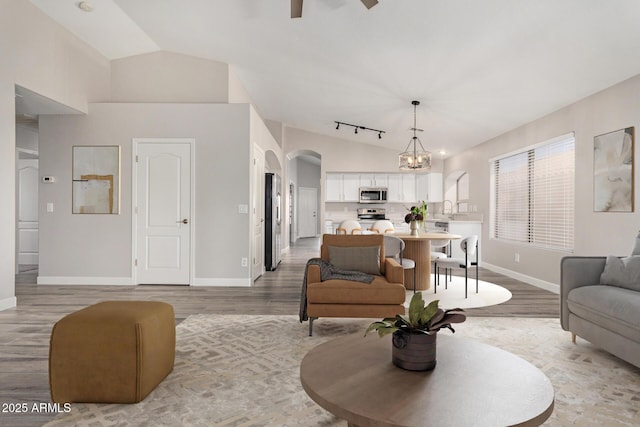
[0,236,559,427]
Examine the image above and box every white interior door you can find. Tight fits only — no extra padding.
[17,158,39,265]
[135,141,192,285]
[298,187,317,238]
[253,146,265,280]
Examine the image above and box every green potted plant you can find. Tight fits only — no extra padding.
[365,292,466,371]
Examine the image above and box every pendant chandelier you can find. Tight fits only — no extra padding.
[398,100,431,170]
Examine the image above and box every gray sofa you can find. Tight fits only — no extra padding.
[560,256,640,368]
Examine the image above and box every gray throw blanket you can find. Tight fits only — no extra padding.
[299,258,375,322]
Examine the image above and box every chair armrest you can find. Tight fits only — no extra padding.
[560,256,606,330]
[384,258,404,285]
[307,264,321,284]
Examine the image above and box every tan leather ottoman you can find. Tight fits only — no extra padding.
[49,301,175,403]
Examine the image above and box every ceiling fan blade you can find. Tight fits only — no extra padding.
[291,0,303,18]
[360,0,378,9]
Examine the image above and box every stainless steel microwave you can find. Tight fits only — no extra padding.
[359,187,388,204]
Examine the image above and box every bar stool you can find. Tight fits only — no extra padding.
[384,235,417,293]
[433,235,479,298]
[336,220,362,234]
[430,230,450,288]
[369,220,395,234]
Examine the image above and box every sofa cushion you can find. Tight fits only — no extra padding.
[328,245,381,275]
[567,285,640,343]
[600,255,640,291]
[631,230,640,255]
[307,275,405,305]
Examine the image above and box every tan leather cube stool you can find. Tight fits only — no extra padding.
[49,301,175,403]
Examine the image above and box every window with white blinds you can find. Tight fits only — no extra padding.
[490,133,575,251]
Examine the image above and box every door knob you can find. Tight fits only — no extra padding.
[177,219,189,224]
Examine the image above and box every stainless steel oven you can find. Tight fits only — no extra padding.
[433,221,449,232]
[357,208,387,220]
[359,187,388,204]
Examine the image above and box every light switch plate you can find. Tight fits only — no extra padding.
[47,203,54,212]
[238,204,249,214]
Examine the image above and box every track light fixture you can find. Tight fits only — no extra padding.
[334,121,385,139]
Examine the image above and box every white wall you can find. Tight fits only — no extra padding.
[445,73,640,287]
[251,107,282,167]
[111,51,229,103]
[16,125,39,152]
[265,120,284,148]
[228,65,254,105]
[0,1,110,309]
[38,103,252,284]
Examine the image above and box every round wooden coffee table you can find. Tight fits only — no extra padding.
[300,333,554,427]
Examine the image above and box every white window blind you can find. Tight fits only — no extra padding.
[490,133,575,251]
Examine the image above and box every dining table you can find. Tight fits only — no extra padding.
[397,232,461,291]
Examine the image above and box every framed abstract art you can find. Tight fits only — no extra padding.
[593,127,634,212]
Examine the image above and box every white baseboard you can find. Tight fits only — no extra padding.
[0,297,17,311]
[192,278,252,287]
[37,276,134,286]
[481,262,560,294]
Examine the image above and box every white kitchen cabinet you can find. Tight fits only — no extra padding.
[359,174,388,188]
[387,174,416,203]
[343,174,360,201]
[325,173,342,201]
[416,172,443,202]
[325,173,359,202]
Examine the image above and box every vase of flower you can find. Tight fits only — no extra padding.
[405,201,428,236]
[410,220,419,236]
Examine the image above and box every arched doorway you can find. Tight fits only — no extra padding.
[285,150,321,245]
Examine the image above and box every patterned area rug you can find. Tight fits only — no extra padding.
[45,315,640,427]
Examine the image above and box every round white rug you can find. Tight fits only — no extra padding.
[404,274,512,309]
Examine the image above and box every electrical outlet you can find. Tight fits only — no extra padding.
[241,257,248,267]
[514,253,520,263]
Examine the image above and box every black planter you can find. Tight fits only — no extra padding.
[391,331,437,371]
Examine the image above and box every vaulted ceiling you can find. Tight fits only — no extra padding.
[29,0,640,157]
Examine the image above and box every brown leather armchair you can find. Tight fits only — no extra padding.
[305,234,406,335]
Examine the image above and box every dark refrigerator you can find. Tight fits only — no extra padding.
[265,173,281,271]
